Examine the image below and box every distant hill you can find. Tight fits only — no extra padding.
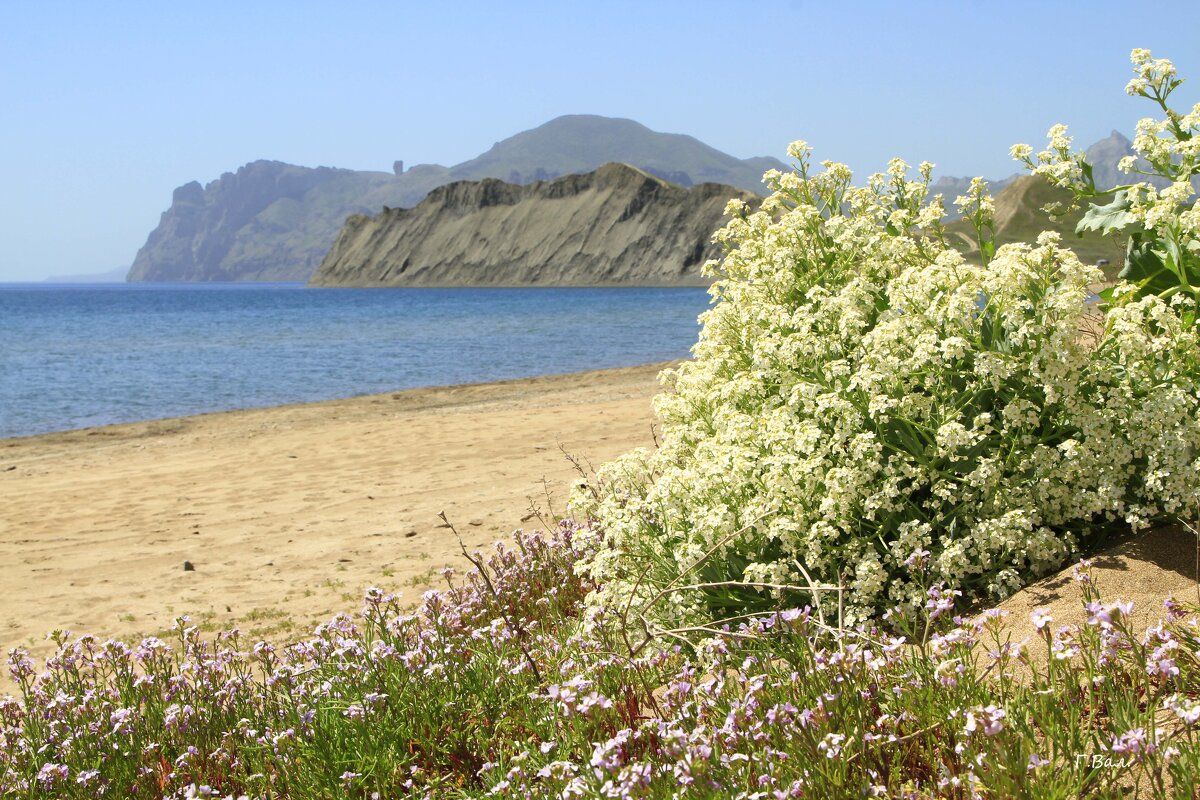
[44,265,129,283]
[127,163,403,282]
[129,124,1161,284]
[929,132,1160,223]
[445,115,779,190]
[927,175,1018,218]
[127,116,786,283]
[1082,130,1173,193]
[310,163,755,288]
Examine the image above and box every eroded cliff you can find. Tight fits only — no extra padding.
[309,164,754,287]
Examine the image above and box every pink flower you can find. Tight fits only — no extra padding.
[36,763,68,789]
[962,704,1005,737]
[1149,656,1179,679]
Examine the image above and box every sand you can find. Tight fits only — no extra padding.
[0,362,668,660]
[993,523,1200,649]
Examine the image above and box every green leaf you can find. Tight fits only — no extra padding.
[1119,233,1176,297]
[1077,190,1136,237]
[981,239,996,262]
[1079,159,1096,193]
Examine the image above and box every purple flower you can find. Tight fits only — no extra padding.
[978,704,1006,736]
[1110,727,1152,755]
[1164,597,1187,621]
[36,763,68,789]
[1149,655,1179,679]
[1085,602,1113,628]
[578,692,614,717]
[903,548,930,570]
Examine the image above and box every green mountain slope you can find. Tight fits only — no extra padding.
[944,175,1125,275]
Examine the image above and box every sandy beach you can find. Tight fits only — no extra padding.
[0,363,667,659]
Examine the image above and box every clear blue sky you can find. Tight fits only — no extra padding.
[1,1,1197,281]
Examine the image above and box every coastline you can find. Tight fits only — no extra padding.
[0,362,670,660]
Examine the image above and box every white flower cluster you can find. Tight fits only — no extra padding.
[1014,50,1200,242]
[572,99,1200,627]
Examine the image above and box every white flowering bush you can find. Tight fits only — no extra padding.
[572,52,1200,628]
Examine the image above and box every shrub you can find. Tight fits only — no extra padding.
[571,51,1200,629]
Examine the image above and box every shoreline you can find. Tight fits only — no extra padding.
[0,361,671,660]
[0,359,679,446]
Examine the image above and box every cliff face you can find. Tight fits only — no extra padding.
[126,161,414,282]
[310,163,753,287]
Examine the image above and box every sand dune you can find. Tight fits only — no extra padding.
[0,363,667,660]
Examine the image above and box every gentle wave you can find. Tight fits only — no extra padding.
[0,283,710,438]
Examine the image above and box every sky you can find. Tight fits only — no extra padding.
[1,1,1198,282]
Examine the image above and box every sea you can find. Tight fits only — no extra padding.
[0,283,712,439]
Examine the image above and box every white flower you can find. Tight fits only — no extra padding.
[572,74,1200,630]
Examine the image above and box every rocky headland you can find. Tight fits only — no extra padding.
[309,163,754,287]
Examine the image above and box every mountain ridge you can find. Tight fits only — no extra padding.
[127,116,786,283]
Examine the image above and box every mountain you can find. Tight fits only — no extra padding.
[929,132,1155,221]
[937,132,1186,273]
[928,175,1018,218]
[310,163,754,288]
[127,116,786,283]
[1081,130,1176,192]
[444,115,779,191]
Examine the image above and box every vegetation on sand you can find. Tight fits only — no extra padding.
[3,48,1200,798]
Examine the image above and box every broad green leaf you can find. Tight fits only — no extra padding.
[1077,190,1136,237]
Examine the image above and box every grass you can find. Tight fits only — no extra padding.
[3,522,1200,798]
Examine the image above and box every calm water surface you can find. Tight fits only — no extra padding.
[0,283,710,438]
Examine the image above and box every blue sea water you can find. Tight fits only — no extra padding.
[0,283,711,439]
